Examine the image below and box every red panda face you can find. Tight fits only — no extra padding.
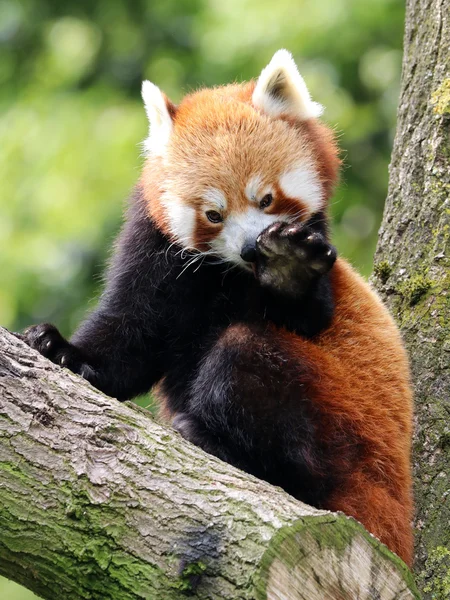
[141,50,340,270]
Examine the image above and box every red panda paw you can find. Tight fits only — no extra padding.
[24,323,95,380]
[254,222,337,295]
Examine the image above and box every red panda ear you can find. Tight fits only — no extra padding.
[252,50,323,120]
[141,81,176,156]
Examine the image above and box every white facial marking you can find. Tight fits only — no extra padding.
[161,194,196,247]
[252,49,323,120]
[203,188,227,210]
[141,80,173,156]
[279,166,323,213]
[245,174,263,201]
[210,207,290,268]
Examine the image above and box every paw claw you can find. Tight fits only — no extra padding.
[286,226,299,235]
[23,324,85,373]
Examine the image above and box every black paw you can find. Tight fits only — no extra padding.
[24,323,94,378]
[254,221,336,294]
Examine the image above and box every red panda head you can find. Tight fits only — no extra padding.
[141,50,340,269]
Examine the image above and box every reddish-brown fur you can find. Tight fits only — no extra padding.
[276,260,414,564]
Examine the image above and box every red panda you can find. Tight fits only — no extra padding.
[25,50,414,566]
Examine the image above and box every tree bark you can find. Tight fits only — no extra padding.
[371,0,449,597]
[0,327,419,599]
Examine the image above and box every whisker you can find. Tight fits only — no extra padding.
[176,257,200,279]
[176,250,219,278]
[221,263,239,276]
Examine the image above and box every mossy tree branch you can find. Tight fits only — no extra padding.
[0,328,419,599]
[371,0,449,597]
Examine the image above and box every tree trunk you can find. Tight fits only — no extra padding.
[371,0,450,597]
[0,327,419,599]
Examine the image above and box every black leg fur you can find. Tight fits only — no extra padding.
[172,413,236,465]
[178,323,334,505]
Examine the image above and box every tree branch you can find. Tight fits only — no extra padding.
[0,327,419,599]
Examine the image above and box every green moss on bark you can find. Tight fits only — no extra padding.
[396,273,433,305]
[373,260,392,284]
[172,561,207,593]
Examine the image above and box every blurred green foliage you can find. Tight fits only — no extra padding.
[0,0,404,597]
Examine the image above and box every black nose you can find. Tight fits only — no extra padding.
[240,243,257,263]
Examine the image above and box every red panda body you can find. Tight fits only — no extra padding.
[25,51,414,565]
[153,257,413,565]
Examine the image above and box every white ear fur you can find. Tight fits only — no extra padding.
[252,49,323,120]
[141,80,174,156]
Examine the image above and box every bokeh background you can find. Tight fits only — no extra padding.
[0,0,405,597]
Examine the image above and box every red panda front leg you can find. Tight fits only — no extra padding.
[255,221,336,297]
[24,314,163,401]
[172,322,332,506]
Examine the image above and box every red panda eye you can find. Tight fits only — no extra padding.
[260,193,273,209]
[206,210,223,224]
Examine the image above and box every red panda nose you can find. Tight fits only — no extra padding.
[240,243,257,263]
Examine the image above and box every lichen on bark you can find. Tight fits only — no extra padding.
[431,78,450,115]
